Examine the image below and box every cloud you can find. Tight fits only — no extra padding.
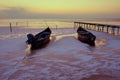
[0,7,120,19]
[0,7,73,19]
[0,7,27,18]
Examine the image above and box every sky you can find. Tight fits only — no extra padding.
[0,0,120,19]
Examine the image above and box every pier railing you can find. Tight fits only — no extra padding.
[74,22,120,35]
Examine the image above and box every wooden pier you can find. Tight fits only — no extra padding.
[74,22,120,35]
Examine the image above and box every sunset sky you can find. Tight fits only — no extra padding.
[0,0,120,19]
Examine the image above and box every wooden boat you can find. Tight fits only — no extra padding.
[26,27,52,49]
[77,27,96,46]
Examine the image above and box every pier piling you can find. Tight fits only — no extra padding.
[74,22,120,35]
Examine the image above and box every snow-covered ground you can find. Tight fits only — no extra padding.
[0,27,120,80]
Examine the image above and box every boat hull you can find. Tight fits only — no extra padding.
[78,35,95,46]
[31,35,50,49]
[77,27,96,46]
[26,27,51,49]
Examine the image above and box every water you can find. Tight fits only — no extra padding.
[0,19,73,28]
[0,28,120,80]
[0,19,120,80]
[0,18,120,28]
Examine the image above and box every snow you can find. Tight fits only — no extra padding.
[0,27,120,80]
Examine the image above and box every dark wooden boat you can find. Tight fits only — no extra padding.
[26,27,52,49]
[77,27,96,46]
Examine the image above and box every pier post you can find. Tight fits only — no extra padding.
[117,27,119,35]
[74,22,76,29]
[9,22,12,32]
[104,26,107,33]
[90,24,92,30]
[90,25,94,30]
[101,26,104,32]
[92,25,95,30]
[86,24,88,29]
[88,24,90,29]
[94,25,96,30]
[100,26,102,31]
[97,26,100,31]
[83,24,86,29]
[90,25,92,30]
[107,26,109,33]
[96,25,98,31]
[112,27,115,34]
[82,24,84,28]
